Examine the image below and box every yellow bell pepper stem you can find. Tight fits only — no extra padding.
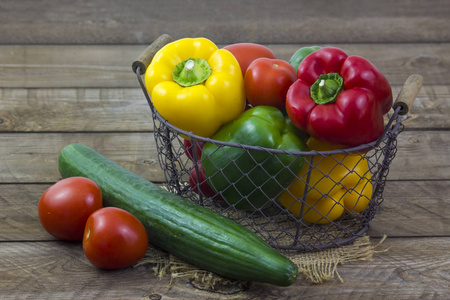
[172,58,212,87]
[144,38,246,138]
[278,138,373,224]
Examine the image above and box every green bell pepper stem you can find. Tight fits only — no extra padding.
[173,57,212,87]
[310,73,344,104]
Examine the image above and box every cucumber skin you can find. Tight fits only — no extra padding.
[58,143,298,286]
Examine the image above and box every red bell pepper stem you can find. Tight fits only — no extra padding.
[310,73,343,104]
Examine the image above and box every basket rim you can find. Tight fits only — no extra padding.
[136,66,403,157]
[156,109,402,155]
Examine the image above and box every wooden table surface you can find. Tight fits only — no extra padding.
[1,1,449,299]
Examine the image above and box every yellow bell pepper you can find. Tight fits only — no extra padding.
[278,138,373,224]
[144,37,246,138]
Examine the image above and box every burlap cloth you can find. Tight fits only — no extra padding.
[134,234,387,293]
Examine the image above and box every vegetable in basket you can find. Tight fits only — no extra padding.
[144,37,246,138]
[201,106,308,210]
[288,45,322,72]
[278,137,373,224]
[244,57,297,110]
[286,47,393,147]
[222,42,276,76]
[183,139,222,200]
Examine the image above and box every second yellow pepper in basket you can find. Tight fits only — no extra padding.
[278,138,373,224]
[144,37,246,138]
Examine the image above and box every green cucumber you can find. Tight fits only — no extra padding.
[58,143,298,286]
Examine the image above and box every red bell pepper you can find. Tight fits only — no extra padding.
[286,47,393,147]
[189,164,221,200]
[183,139,222,200]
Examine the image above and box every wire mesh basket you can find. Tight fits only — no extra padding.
[132,34,423,252]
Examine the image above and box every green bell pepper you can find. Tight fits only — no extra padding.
[288,46,322,71]
[201,106,308,210]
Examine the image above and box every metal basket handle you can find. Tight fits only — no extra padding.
[393,74,423,115]
[132,34,174,75]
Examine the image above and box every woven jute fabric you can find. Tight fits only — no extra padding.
[134,235,387,292]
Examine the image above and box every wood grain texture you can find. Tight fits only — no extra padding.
[0,85,447,132]
[0,184,45,241]
[0,242,166,299]
[0,133,161,183]
[0,45,136,88]
[0,0,448,45]
[388,130,450,181]
[1,180,448,242]
[0,238,448,299]
[1,131,448,183]
[310,237,450,300]
[368,180,450,237]
[396,85,450,130]
[0,88,153,132]
[0,43,448,88]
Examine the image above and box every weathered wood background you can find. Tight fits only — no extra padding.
[1,0,449,299]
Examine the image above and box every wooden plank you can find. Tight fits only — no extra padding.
[314,237,450,299]
[0,237,448,299]
[0,0,448,45]
[1,131,449,183]
[0,85,446,133]
[388,130,450,181]
[368,180,450,237]
[0,45,138,88]
[0,132,163,183]
[0,241,166,299]
[0,43,448,88]
[397,85,450,130]
[0,184,48,241]
[0,88,154,132]
[1,180,448,242]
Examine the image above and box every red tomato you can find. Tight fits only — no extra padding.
[38,177,103,241]
[223,43,276,76]
[83,207,148,270]
[244,58,297,110]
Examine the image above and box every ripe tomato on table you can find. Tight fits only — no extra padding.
[244,58,297,110]
[83,207,149,270]
[38,177,103,241]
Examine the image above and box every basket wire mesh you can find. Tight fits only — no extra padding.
[133,43,419,251]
